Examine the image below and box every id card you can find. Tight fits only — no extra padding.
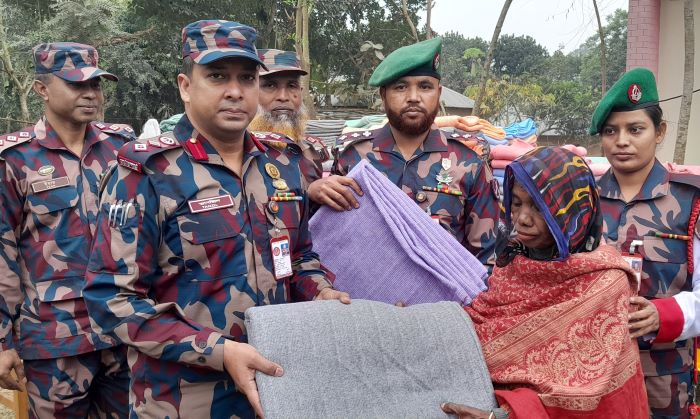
[270,236,293,279]
[621,252,643,292]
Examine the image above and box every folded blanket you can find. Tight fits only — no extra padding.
[246,299,498,419]
[490,139,535,161]
[561,144,588,157]
[310,160,487,305]
[504,118,537,139]
[491,159,511,170]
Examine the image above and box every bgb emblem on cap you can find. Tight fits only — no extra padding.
[628,84,642,104]
[433,53,440,71]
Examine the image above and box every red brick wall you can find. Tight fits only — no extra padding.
[626,0,661,76]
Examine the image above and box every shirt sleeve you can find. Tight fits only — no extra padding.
[0,160,23,351]
[669,235,700,341]
[83,165,225,372]
[463,160,498,269]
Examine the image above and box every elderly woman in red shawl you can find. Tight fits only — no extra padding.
[442,147,648,419]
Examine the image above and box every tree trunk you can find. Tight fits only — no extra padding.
[295,0,316,118]
[426,0,433,39]
[0,10,32,122]
[472,0,513,116]
[401,0,419,43]
[592,0,608,94]
[675,0,695,164]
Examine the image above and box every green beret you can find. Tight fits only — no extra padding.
[589,67,659,135]
[368,37,442,87]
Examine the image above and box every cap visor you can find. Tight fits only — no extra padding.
[54,68,118,82]
[195,50,268,71]
[259,66,308,76]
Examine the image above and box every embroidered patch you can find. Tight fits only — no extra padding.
[188,194,234,213]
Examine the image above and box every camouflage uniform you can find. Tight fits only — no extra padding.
[254,132,329,185]
[599,160,700,419]
[84,111,332,417]
[332,125,499,267]
[0,117,134,418]
[255,48,331,185]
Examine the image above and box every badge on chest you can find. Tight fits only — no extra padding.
[31,176,70,193]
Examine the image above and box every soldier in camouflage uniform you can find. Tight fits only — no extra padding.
[0,42,134,418]
[309,37,498,268]
[592,68,700,419]
[249,49,329,185]
[82,20,349,418]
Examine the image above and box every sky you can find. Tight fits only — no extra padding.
[418,0,628,54]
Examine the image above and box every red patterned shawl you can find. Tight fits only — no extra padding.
[466,245,648,418]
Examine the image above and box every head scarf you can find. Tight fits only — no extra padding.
[496,146,601,267]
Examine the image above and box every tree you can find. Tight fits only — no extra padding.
[473,0,512,116]
[675,0,695,163]
[492,35,549,77]
[439,32,487,93]
[295,0,315,117]
[578,9,627,92]
[592,0,608,94]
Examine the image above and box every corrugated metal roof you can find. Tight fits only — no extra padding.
[440,86,474,109]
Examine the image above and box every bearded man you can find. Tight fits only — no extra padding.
[249,49,329,184]
[307,38,498,269]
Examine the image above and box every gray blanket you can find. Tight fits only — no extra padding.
[245,299,497,419]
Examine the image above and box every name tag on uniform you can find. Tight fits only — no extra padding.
[188,194,234,213]
[31,176,70,193]
[270,236,293,280]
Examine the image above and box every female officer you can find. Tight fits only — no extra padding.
[592,67,700,419]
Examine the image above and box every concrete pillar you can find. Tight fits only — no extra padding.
[626,0,660,77]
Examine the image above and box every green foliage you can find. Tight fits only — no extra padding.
[492,34,549,77]
[0,2,627,140]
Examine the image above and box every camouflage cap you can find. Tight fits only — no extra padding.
[181,20,267,69]
[258,49,308,76]
[589,67,659,135]
[33,42,117,82]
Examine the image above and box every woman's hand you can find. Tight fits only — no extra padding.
[629,296,660,338]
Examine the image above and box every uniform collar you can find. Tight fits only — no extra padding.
[174,114,265,162]
[34,116,102,155]
[371,123,447,157]
[598,159,670,201]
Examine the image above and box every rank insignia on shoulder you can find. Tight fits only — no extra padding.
[124,126,134,133]
[7,135,17,142]
[134,143,148,152]
[96,123,106,129]
[19,132,30,138]
[118,156,142,172]
[159,136,176,146]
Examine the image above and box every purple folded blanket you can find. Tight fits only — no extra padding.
[310,160,487,305]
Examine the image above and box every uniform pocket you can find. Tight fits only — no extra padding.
[640,236,687,264]
[87,202,141,275]
[35,276,84,302]
[27,185,82,241]
[177,209,247,281]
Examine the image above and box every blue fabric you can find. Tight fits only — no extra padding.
[504,118,537,139]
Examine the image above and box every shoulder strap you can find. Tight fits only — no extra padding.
[116,133,181,173]
[0,129,34,157]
